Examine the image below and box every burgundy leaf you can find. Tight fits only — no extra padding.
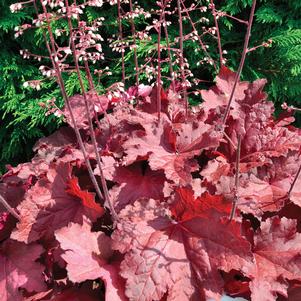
[109,162,166,212]
[123,114,220,185]
[0,240,46,301]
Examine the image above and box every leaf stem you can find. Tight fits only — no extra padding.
[0,194,21,220]
[229,135,241,221]
[288,163,301,198]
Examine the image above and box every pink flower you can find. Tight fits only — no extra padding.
[138,84,152,97]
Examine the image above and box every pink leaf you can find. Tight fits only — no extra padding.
[55,219,112,282]
[62,93,109,129]
[246,217,301,300]
[201,66,249,120]
[138,84,152,97]
[112,199,253,301]
[55,220,126,301]
[216,174,275,216]
[123,114,220,185]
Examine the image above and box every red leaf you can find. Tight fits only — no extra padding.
[123,114,220,185]
[55,220,126,301]
[223,270,250,297]
[246,217,301,300]
[137,85,169,114]
[200,155,230,183]
[284,282,301,301]
[31,287,101,301]
[138,84,152,97]
[1,68,301,301]
[48,289,97,301]
[201,66,249,120]
[33,127,76,152]
[11,163,103,243]
[170,187,231,221]
[55,219,112,282]
[62,93,109,129]
[112,199,253,301]
[0,212,16,241]
[65,177,104,215]
[108,162,165,212]
[216,174,276,217]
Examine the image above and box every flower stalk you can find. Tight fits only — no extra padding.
[65,0,118,222]
[222,0,257,126]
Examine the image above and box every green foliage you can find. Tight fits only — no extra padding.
[0,0,84,172]
[1,0,301,173]
[220,0,301,105]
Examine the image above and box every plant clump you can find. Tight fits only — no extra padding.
[1,0,301,300]
[1,67,301,300]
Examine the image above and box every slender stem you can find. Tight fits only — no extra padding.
[222,0,257,126]
[129,0,139,85]
[82,57,108,117]
[38,1,105,204]
[84,60,94,90]
[217,11,249,25]
[19,0,34,4]
[180,0,217,71]
[288,164,301,198]
[162,0,175,91]
[247,44,265,53]
[229,136,241,221]
[282,103,301,112]
[156,2,165,119]
[177,0,188,118]
[224,132,237,150]
[210,0,223,67]
[117,0,125,84]
[65,0,118,222]
[0,194,21,220]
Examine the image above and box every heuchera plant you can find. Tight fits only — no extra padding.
[1,0,301,300]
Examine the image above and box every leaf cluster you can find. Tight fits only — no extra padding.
[1,70,301,300]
